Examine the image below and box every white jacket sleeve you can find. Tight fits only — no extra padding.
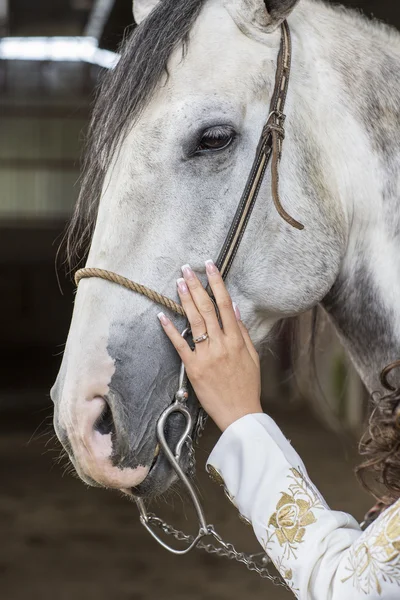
[206,413,400,599]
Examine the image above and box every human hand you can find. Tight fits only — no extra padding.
[157,260,263,432]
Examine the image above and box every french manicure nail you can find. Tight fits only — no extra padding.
[232,302,241,320]
[181,264,194,279]
[157,312,169,326]
[205,259,218,275]
[177,278,189,294]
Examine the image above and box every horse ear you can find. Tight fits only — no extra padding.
[224,0,300,34]
[132,0,160,24]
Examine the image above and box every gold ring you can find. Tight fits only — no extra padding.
[193,333,209,344]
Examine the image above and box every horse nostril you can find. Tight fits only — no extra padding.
[94,400,114,436]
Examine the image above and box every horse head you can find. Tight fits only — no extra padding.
[51,0,347,496]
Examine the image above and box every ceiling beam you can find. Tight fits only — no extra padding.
[83,0,115,41]
[0,37,119,69]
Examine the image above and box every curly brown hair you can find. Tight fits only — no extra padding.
[356,382,400,506]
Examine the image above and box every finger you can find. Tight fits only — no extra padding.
[176,278,209,343]
[205,260,240,336]
[157,312,193,363]
[181,264,221,337]
[234,308,260,365]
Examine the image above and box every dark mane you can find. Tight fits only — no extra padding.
[66,0,206,268]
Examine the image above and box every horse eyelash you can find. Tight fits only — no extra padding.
[192,126,237,156]
[201,125,235,139]
[184,125,237,158]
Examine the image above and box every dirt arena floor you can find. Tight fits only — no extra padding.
[1,402,372,600]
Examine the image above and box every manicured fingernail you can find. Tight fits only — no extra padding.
[157,312,170,326]
[177,278,189,294]
[205,259,218,275]
[181,264,194,279]
[232,302,241,320]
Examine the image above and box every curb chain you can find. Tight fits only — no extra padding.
[181,416,286,587]
[146,514,286,587]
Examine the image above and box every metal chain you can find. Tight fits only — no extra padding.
[137,426,287,588]
[173,423,286,587]
[185,408,207,477]
[193,408,208,443]
[145,513,286,587]
[187,438,196,479]
[136,359,287,587]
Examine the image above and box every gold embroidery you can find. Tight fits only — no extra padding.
[207,465,252,526]
[206,464,225,486]
[261,467,325,597]
[224,487,238,508]
[268,493,317,546]
[342,500,400,594]
[271,554,300,597]
[284,568,293,581]
[238,513,252,527]
[265,468,325,561]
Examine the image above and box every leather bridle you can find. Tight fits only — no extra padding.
[75,20,302,313]
[73,22,301,574]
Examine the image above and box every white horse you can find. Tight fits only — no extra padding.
[51,0,400,496]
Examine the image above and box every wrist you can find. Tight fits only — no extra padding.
[216,406,263,432]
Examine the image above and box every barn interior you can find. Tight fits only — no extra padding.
[1,1,399,599]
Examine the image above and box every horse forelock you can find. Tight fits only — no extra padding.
[65,0,207,271]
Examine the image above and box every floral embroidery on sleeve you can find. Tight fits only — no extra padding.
[342,501,400,595]
[262,468,325,595]
[264,468,325,560]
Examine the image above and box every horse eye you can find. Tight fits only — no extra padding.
[196,126,236,153]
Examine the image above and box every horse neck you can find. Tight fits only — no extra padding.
[291,1,400,392]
